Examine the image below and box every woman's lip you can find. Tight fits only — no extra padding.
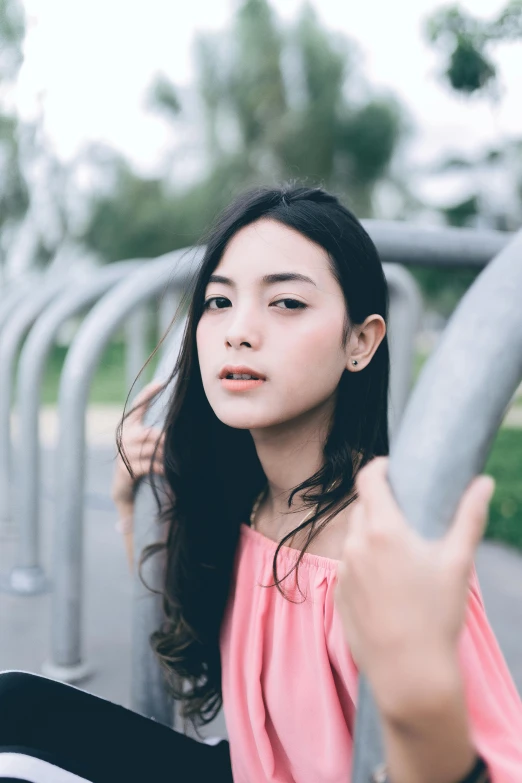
[220,378,266,391]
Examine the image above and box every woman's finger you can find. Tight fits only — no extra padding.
[125,440,163,462]
[153,460,165,475]
[120,429,163,459]
[126,381,166,425]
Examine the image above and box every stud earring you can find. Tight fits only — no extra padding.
[352,360,358,366]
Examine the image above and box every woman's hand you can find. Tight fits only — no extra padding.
[112,380,166,571]
[112,380,166,513]
[334,456,495,722]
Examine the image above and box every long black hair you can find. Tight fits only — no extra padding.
[117,184,390,732]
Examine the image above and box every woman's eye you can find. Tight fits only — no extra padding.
[272,298,307,310]
[204,297,230,310]
[203,297,306,311]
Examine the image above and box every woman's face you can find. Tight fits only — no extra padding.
[196,218,351,433]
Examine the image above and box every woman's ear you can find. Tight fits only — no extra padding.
[347,315,386,371]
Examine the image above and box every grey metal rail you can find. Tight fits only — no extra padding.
[0,274,40,335]
[41,247,203,683]
[383,265,423,439]
[0,272,77,536]
[351,228,522,781]
[4,261,140,595]
[362,220,508,268]
[125,305,150,398]
[131,320,185,725]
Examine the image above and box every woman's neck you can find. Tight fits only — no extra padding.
[250,401,334,522]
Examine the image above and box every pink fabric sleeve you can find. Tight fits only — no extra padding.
[328,564,522,782]
[457,566,522,782]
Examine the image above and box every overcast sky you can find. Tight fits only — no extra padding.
[15,0,522,176]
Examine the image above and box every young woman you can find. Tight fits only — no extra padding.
[1,185,521,783]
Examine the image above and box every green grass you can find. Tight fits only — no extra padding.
[38,340,160,405]
[33,341,522,552]
[484,428,522,551]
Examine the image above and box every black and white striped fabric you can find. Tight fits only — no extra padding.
[0,671,233,783]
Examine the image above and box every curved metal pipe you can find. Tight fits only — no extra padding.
[42,247,203,683]
[4,261,139,595]
[351,229,522,781]
[0,273,75,534]
[363,220,508,268]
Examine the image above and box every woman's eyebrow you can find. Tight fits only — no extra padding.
[207,272,317,287]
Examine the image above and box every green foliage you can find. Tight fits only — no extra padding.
[484,428,522,551]
[409,265,480,318]
[84,152,263,261]
[0,0,25,82]
[83,157,181,262]
[81,0,408,263]
[228,0,287,149]
[39,341,160,405]
[147,74,182,118]
[0,0,29,235]
[441,194,480,227]
[337,99,405,185]
[0,114,29,222]
[426,1,522,94]
[447,39,496,93]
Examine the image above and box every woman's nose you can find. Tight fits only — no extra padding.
[224,305,261,348]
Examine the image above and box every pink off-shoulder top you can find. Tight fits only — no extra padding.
[219,522,522,783]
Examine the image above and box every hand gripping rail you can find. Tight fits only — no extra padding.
[352,228,522,781]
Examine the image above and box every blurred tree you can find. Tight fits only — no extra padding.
[424,2,522,232]
[195,1,407,215]
[0,113,28,223]
[0,0,79,277]
[146,74,182,119]
[413,2,522,315]
[0,0,29,257]
[440,194,480,227]
[426,1,522,95]
[83,0,410,262]
[83,153,181,262]
[228,0,287,153]
[0,0,25,82]
[92,0,409,266]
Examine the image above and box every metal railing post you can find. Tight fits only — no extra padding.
[4,262,139,595]
[0,273,76,544]
[125,304,150,397]
[0,274,40,335]
[383,264,423,440]
[131,321,186,725]
[351,229,522,781]
[41,247,203,684]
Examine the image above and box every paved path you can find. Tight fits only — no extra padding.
[1,443,521,744]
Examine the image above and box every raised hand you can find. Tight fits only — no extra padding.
[111,380,166,570]
[334,456,495,721]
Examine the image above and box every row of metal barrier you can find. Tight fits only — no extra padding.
[0,222,518,783]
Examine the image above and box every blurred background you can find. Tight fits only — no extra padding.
[2,0,520,546]
[0,0,521,705]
